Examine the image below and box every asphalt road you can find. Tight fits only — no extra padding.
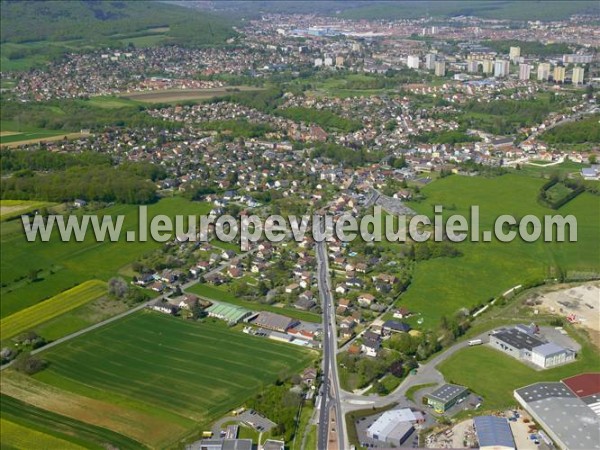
[316,240,347,450]
[339,331,492,412]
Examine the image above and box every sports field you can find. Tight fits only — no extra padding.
[401,174,600,327]
[9,312,315,447]
[0,197,211,318]
[0,280,106,340]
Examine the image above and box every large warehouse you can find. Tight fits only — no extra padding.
[250,311,300,333]
[490,325,576,368]
[514,374,600,450]
[206,303,252,325]
[473,416,515,450]
[425,384,469,413]
[366,408,423,447]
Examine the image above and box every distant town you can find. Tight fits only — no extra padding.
[0,2,599,450]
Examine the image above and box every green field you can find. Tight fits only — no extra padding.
[122,86,264,104]
[0,395,143,450]
[0,200,56,221]
[438,332,600,410]
[28,312,315,446]
[0,280,107,341]
[187,283,321,323]
[0,129,70,144]
[515,160,586,178]
[0,197,211,318]
[0,418,86,450]
[401,174,600,327]
[84,96,143,109]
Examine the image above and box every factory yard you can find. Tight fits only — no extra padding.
[425,419,477,449]
[534,283,600,348]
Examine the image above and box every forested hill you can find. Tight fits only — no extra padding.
[0,0,236,46]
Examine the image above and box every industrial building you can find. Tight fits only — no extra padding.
[366,408,424,447]
[250,311,300,333]
[206,304,252,325]
[490,325,576,368]
[473,416,516,450]
[514,374,600,450]
[188,439,252,450]
[261,440,285,450]
[425,384,469,413]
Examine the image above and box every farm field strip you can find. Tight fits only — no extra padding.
[1,280,107,340]
[0,200,55,221]
[1,371,191,448]
[0,197,212,318]
[0,394,144,450]
[1,417,87,450]
[31,312,315,437]
[122,86,264,103]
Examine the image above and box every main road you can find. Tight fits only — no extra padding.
[316,239,347,450]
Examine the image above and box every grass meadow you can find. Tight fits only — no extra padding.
[0,197,211,318]
[0,395,143,450]
[0,280,107,341]
[0,418,86,450]
[13,312,315,447]
[400,174,600,327]
[0,200,56,221]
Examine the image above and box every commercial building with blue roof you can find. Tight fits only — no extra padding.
[473,416,515,450]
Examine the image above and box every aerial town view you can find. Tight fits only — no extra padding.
[0,1,599,449]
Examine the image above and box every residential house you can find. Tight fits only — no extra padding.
[357,293,375,307]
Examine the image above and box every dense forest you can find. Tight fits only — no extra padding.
[1,0,235,46]
[412,130,481,145]
[541,115,600,144]
[278,107,362,133]
[311,143,381,168]
[0,150,165,204]
[1,166,158,204]
[457,95,567,135]
[0,99,179,132]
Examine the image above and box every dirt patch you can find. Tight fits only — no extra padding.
[1,371,188,448]
[0,131,22,137]
[534,282,600,349]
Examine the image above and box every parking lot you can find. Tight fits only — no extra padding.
[354,409,433,449]
[237,410,276,433]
